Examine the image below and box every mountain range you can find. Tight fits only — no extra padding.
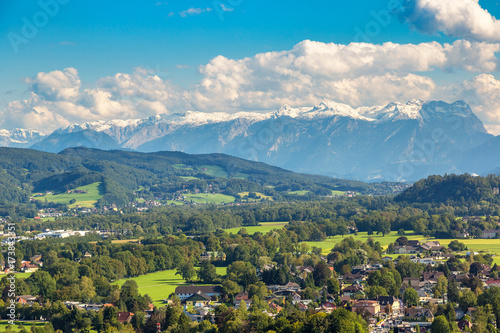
[1,99,499,181]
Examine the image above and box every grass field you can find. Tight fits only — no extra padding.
[306,231,424,254]
[304,231,500,262]
[172,164,194,171]
[225,222,289,234]
[42,182,104,208]
[180,176,200,181]
[288,190,310,195]
[114,267,227,307]
[200,165,229,178]
[238,192,274,202]
[331,190,347,196]
[0,321,47,332]
[183,193,235,204]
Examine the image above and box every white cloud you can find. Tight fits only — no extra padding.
[179,7,212,18]
[1,40,499,134]
[445,74,500,134]
[394,0,500,42]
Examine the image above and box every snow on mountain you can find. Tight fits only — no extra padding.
[0,128,45,147]
[1,99,495,181]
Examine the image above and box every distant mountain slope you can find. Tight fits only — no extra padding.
[0,99,495,181]
[0,129,44,148]
[395,174,500,205]
[0,147,400,216]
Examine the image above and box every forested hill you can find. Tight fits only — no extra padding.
[0,147,401,216]
[395,174,500,205]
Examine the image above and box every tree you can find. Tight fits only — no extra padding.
[459,290,477,311]
[327,278,340,295]
[26,271,56,300]
[80,276,97,302]
[227,261,257,288]
[403,288,419,307]
[176,261,196,282]
[197,261,218,283]
[312,262,331,287]
[433,275,448,299]
[447,279,460,303]
[431,315,450,333]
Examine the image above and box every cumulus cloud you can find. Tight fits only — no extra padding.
[394,0,500,42]
[1,40,499,133]
[445,74,500,134]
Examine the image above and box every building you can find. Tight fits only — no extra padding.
[404,307,434,322]
[482,230,500,239]
[174,285,222,301]
[117,312,134,324]
[182,291,212,307]
[351,300,380,316]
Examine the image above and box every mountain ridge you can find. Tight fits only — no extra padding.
[0,99,497,181]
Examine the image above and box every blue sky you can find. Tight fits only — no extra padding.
[1,0,500,133]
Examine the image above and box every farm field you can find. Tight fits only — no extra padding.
[115,267,227,307]
[225,222,289,235]
[180,176,199,181]
[183,193,235,204]
[200,165,229,178]
[0,321,48,332]
[238,192,274,202]
[288,190,309,195]
[306,231,424,254]
[331,190,347,196]
[41,182,104,208]
[305,231,500,263]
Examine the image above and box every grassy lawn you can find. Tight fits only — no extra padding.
[225,222,289,235]
[41,182,104,208]
[172,164,194,171]
[199,165,229,178]
[166,200,185,206]
[331,190,347,196]
[238,192,274,202]
[180,176,200,181]
[306,231,424,254]
[0,321,47,332]
[288,190,310,195]
[183,193,235,204]
[114,267,227,307]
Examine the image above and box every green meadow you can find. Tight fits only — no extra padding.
[225,222,289,235]
[41,182,104,208]
[183,193,235,204]
[115,267,227,307]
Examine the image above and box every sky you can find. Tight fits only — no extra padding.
[1,0,500,134]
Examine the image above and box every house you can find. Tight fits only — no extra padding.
[182,291,212,307]
[423,271,444,282]
[200,251,226,261]
[16,295,37,305]
[458,319,473,331]
[342,285,363,297]
[394,246,419,254]
[402,277,420,289]
[235,291,250,302]
[30,255,42,263]
[117,312,134,324]
[404,307,434,322]
[274,290,301,302]
[420,241,444,252]
[373,296,401,314]
[175,285,222,301]
[269,303,283,313]
[482,230,500,239]
[83,251,92,258]
[352,300,380,316]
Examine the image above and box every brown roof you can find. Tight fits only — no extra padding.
[175,285,222,295]
[117,312,134,323]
